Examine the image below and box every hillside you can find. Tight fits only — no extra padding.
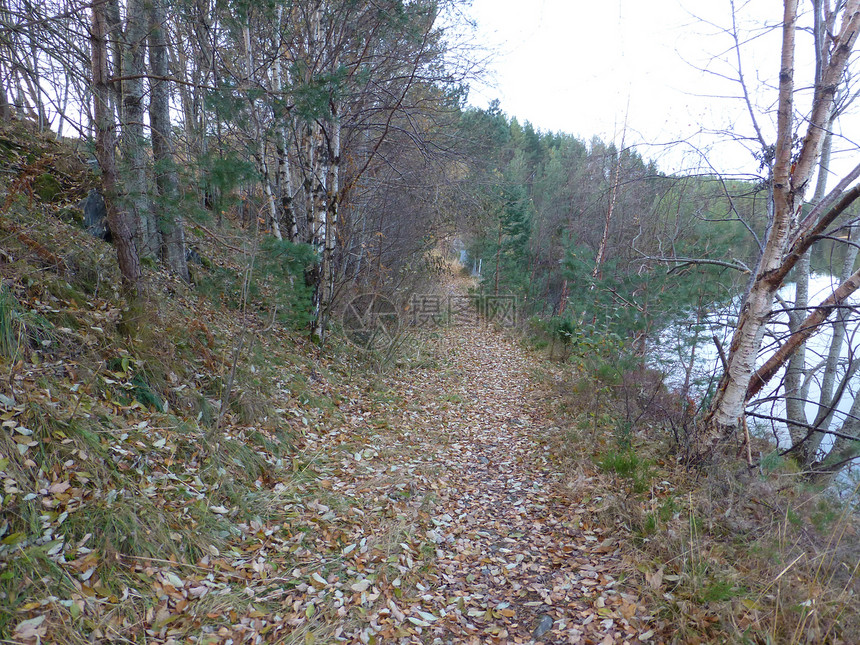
[0,120,647,643]
[1,121,859,645]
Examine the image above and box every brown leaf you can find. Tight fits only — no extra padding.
[13,616,47,643]
[646,567,664,591]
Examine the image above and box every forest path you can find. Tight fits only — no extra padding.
[296,317,654,644]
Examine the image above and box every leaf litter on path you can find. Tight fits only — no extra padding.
[3,308,655,644]
[285,324,656,644]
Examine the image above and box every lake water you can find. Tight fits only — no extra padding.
[650,274,860,486]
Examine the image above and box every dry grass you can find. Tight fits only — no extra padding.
[0,123,362,642]
[545,348,860,644]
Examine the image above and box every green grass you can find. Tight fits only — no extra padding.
[700,578,747,603]
[597,448,653,494]
[0,285,54,361]
[0,544,77,634]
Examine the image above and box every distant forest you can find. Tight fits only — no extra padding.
[3,0,860,477]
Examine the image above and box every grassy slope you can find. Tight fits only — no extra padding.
[1,121,858,644]
[0,121,396,643]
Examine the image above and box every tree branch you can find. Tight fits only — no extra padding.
[747,264,860,400]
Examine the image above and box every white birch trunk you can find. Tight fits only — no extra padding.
[708,0,860,435]
[313,105,340,341]
[274,7,297,241]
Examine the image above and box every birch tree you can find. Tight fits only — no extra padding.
[281,0,464,341]
[706,0,860,441]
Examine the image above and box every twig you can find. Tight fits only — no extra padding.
[121,555,248,581]
[192,223,249,254]
[742,415,754,466]
[713,335,728,372]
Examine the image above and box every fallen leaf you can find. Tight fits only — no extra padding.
[13,615,47,641]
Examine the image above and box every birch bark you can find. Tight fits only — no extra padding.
[707,0,860,435]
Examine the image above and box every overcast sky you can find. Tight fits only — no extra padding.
[462,0,856,178]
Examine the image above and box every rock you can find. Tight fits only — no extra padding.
[79,189,109,240]
[533,613,554,639]
[479,456,490,465]
[185,246,209,267]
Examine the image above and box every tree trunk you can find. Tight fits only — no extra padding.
[558,278,568,316]
[91,0,141,295]
[783,248,810,446]
[810,392,860,483]
[277,124,298,242]
[804,238,860,461]
[260,141,283,239]
[593,138,624,281]
[302,122,319,248]
[0,81,10,120]
[309,122,328,338]
[707,0,860,436]
[105,0,123,123]
[313,107,340,342]
[786,2,840,454]
[147,0,189,281]
[120,0,160,258]
[746,266,860,402]
[22,0,47,130]
[241,21,281,240]
[273,9,298,242]
[494,215,502,296]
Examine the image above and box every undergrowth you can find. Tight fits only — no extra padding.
[0,130,435,640]
[547,336,860,644]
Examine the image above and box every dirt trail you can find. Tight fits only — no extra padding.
[300,323,654,644]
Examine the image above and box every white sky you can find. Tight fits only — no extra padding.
[464,0,858,178]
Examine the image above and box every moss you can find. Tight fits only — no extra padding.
[33,172,63,202]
